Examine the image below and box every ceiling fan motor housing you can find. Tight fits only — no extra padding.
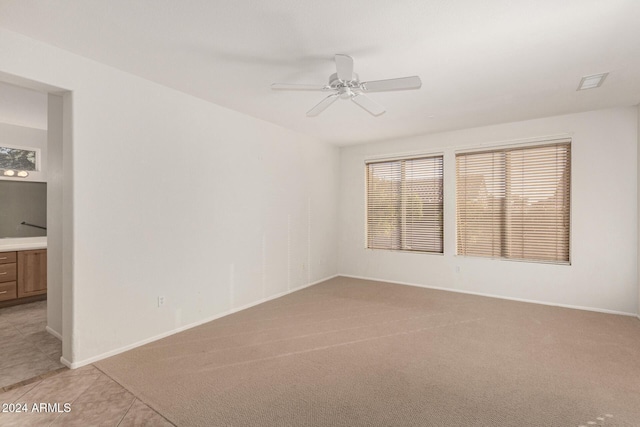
[329,72,361,98]
[329,72,359,86]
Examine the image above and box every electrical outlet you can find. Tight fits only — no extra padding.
[455,266,461,273]
[158,296,165,307]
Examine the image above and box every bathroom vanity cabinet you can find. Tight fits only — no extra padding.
[0,249,46,305]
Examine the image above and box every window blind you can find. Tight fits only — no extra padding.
[456,142,570,263]
[366,156,443,253]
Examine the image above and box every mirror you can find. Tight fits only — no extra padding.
[0,180,46,238]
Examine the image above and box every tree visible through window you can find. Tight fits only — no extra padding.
[456,141,570,264]
[366,155,443,253]
[0,146,37,171]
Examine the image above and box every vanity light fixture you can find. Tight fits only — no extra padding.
[1,169,29,178]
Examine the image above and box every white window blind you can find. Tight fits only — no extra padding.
[456,141,571,264]
[366,155,443,253]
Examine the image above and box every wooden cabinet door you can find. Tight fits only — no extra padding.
[17,250,47,298]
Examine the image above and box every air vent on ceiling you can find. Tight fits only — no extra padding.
[577,73,608,91]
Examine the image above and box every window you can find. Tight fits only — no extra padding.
[366,155,443,253]
[0,146,38,171]
[456,141,570,264]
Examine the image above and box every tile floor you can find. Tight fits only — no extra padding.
[0,301,63,389]
[0,365,173,426]
[0,302,173,426]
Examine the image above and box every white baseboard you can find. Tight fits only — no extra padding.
[45,325,62,341]
[339,274,637,317]
[65,274,338,369]
[60,357,72,369]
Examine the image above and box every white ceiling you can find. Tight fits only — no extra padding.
[0,0,639,145]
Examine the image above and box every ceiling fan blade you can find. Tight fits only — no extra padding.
[335,54,354,81]
[307,93,340,117]
[271,83,329,91]
[361,76,422,92]
[351,93,385,116]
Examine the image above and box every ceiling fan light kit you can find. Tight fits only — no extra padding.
[272,54,422,117]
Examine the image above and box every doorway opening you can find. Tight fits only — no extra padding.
[0,75,73,388]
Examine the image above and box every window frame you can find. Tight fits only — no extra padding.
[365,153,444,254]
[455,139,571,265]
[0,143,41,173]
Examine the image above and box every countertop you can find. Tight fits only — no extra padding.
[0,237,47,251]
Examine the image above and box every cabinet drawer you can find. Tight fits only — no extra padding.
[0,281,17,301]
[0,263,16,283]
[0,252,16,264]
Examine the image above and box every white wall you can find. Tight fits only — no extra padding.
[0,28,339,365]
[638,105,640,318]
[0,121,47,182]
[0,81,47,130]
[339,107,638,315]
[46,94,63,337]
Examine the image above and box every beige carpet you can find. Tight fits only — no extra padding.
[96,277,640,426]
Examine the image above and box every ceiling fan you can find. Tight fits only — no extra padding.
[271,54,422,117]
